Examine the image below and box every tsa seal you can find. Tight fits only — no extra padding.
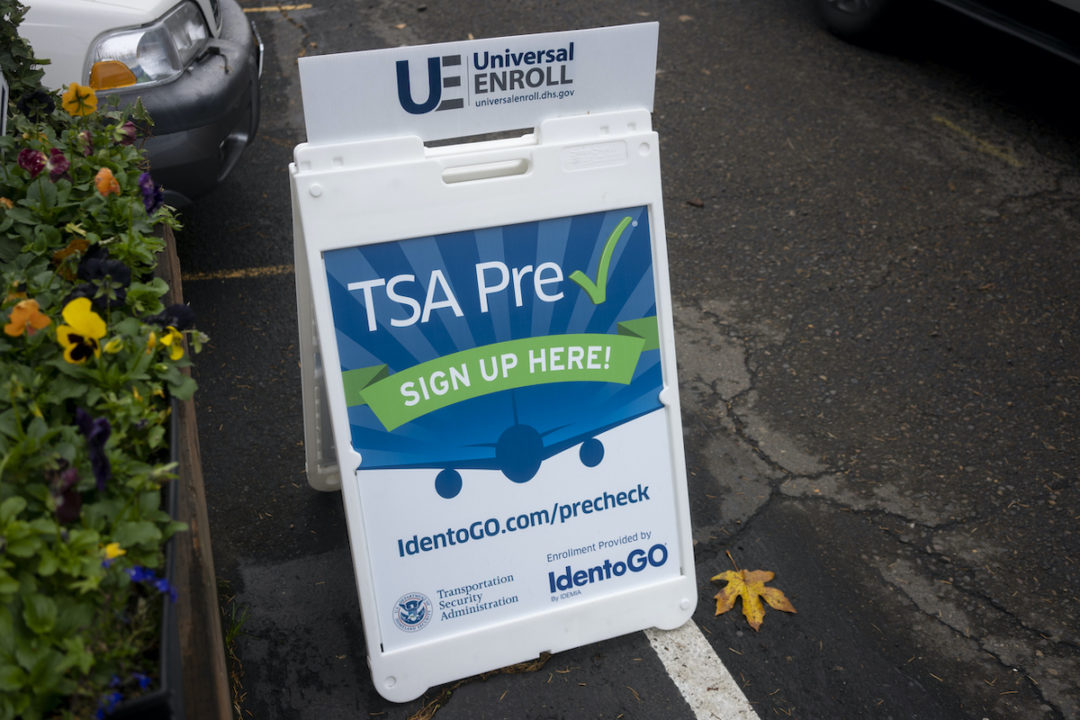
[393,592,432,632]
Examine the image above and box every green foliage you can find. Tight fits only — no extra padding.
[1,6,205,716]
[1,0,48,106]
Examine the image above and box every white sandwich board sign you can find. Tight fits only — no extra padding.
[290,23,696,702]
[1,74,8,138]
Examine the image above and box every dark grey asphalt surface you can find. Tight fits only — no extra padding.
[176,1,1080,718]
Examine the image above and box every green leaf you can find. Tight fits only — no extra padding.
[127,278,169,315]
[25,645,65,696]
[165,520,189,540]
[0,498,27,525]
[4,533,43,558]
[43,375,89,403]
[53,598,93,637]
[0,661,27,693]
[27,518,55,535]
[1,205,37,226]
[0,409,18,440]
[35,552,58,578]
[114,316,143,335]
[0,606,14,650]
[23,178,57,215]
[30,267,60,290]
[23,416,49,442]
[45,356,94,381]
[60,636,93,675]
[32,222,61,250]
[138,490,162,515]
[112,520,162,548]
[68,576,101,594]
[63,528,100,555]
[147,423,166,450]
[21,595,57,635]
[0,572,19,596]
[167,373,198,401]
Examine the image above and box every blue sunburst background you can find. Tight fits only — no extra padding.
[323,205,664,475]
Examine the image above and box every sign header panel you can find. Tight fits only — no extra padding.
[298,23,657,144]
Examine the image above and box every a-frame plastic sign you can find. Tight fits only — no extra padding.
[290,23,696,702]
[1,74,8,138]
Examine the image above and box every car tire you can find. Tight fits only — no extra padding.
[815,0,902,42]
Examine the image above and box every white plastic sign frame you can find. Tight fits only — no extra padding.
[1,74,8,138]
[291,25,695,703]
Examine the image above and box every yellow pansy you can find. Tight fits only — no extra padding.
[61,82,98,117]
[56,297,107,364]
[159,326,184,361]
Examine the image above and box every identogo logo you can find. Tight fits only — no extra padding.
[548,543,668,593]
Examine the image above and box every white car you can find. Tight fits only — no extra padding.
[20,0,262,204]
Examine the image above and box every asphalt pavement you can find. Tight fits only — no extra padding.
[175,1,1080,718]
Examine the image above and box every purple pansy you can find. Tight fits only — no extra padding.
[113,120,138,146]
[137,173,164,214]
[80,129,95,156]
[47,464,82,524]
[17,148,46,178]
[16,89,56,121]
[16,148,69,181]
[146,303,195,332]
[69,246,131,310]
[75,407,112,491]
[47,148,70,181]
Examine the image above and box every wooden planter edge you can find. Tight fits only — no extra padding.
[157,225,233,720]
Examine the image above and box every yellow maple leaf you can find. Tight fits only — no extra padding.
[712,569,797,631]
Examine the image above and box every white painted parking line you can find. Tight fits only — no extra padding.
[646,623,759,720]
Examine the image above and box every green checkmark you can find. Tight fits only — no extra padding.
[570,215,633,305]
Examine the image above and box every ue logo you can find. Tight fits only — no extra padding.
[396,55,464,114]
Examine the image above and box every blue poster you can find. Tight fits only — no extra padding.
[324,206,663,498]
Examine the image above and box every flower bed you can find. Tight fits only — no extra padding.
[2,3,204,717]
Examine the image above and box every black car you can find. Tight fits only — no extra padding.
[816,0,1080,65]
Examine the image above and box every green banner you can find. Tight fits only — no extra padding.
[344,331,650,431]
[616,316,660,352]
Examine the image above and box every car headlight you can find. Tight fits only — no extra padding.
[88,2,210,90]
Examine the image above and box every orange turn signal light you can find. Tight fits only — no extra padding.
[89,61,137,90]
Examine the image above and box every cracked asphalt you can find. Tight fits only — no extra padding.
[175,0,1078,717]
